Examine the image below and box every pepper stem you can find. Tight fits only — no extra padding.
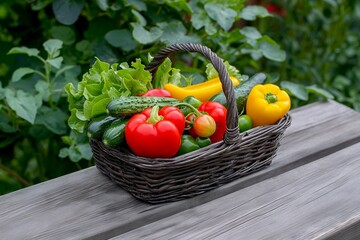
[174,102,203,116]
[147,105,163,124]
[265,93,278,104]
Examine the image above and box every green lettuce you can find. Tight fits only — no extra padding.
[205,61,242,80]
[65,57,152,133]
[153,57,182,89]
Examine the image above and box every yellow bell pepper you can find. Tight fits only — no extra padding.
[246,84,291,127]
[164,76,240,102]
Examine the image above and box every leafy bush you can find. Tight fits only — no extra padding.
[258,0,360,109]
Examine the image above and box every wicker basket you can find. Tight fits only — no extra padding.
[90,43,292,204]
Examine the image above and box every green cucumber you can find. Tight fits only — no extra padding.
[102,118,128,148]
[210,73,266,112]
[106,96,180,116]
[87,115,118,139]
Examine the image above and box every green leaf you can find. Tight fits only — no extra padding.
[52,0,84,25]
[205,63,218,80]
[147,53,154,63]
[118,58,152,95]
[35,80,49,106]
[153,58,177,89]
[43,39,63,57]
[240,26,262,40]
[5,89,38,124]
[50,26,76,45]
[281,81,309,101]
[58,148,69,158]
[159,21,200,45]
[47,57,63,69]
[11,68,36,82]
[34,106,68,135]
[239,6,271,21]
[191,10,217,35]
[93,41,118,64]
[96,0,109,10]
[62,131,75,145]
[204,3,237,31]
[267,72,280,83]
[68,109,86,133]
[68,143,92,162]
[83,95,110,119]
[105,29,137,51]
[131,23,163,44]
[54,65,76,79]
[306,85,334,99]
[165,0,192,13]
[258,36,286,62]
[7,47,39,57]
[131,9,147,26]
[76,143,92,160]
[68,145,82,162]
[205,61,241,80]
[126,0,147,11]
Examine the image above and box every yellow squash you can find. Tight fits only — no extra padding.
[164,76,240,102]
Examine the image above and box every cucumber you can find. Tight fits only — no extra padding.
[210,73,266,112]
[102,118,129,148]
[87,115,118,139]
[106,96,180,116]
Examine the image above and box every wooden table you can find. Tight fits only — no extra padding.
[1,100,360,240]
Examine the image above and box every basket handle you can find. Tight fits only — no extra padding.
[147,43,240,145]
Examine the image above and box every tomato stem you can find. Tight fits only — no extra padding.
[175,102,203,116]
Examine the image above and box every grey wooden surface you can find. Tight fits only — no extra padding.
[0,100,360,240]
[115,143,360,240]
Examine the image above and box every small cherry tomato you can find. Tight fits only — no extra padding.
[193,114,216,138]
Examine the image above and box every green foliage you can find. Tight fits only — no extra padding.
[0,37,88,194]
[258,0,360,109]
[0,0,357,195]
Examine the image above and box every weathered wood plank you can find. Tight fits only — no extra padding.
[115,142,360,240]
[0,100,359,240]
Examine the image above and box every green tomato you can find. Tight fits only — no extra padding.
[238,114,253,133]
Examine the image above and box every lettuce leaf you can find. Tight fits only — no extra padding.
[153,58,182,88]
[65,57,153,133]
[205,61,242,80]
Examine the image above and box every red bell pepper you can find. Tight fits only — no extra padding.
[196,101,227,143]
[141,89,172,97]
[125,105,185,158]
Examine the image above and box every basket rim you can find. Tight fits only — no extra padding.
[91,113,291,169]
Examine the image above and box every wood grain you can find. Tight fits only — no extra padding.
[0,100,359,240]
[115,142,360,240]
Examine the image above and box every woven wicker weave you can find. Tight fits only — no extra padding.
[90,43,292,204]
